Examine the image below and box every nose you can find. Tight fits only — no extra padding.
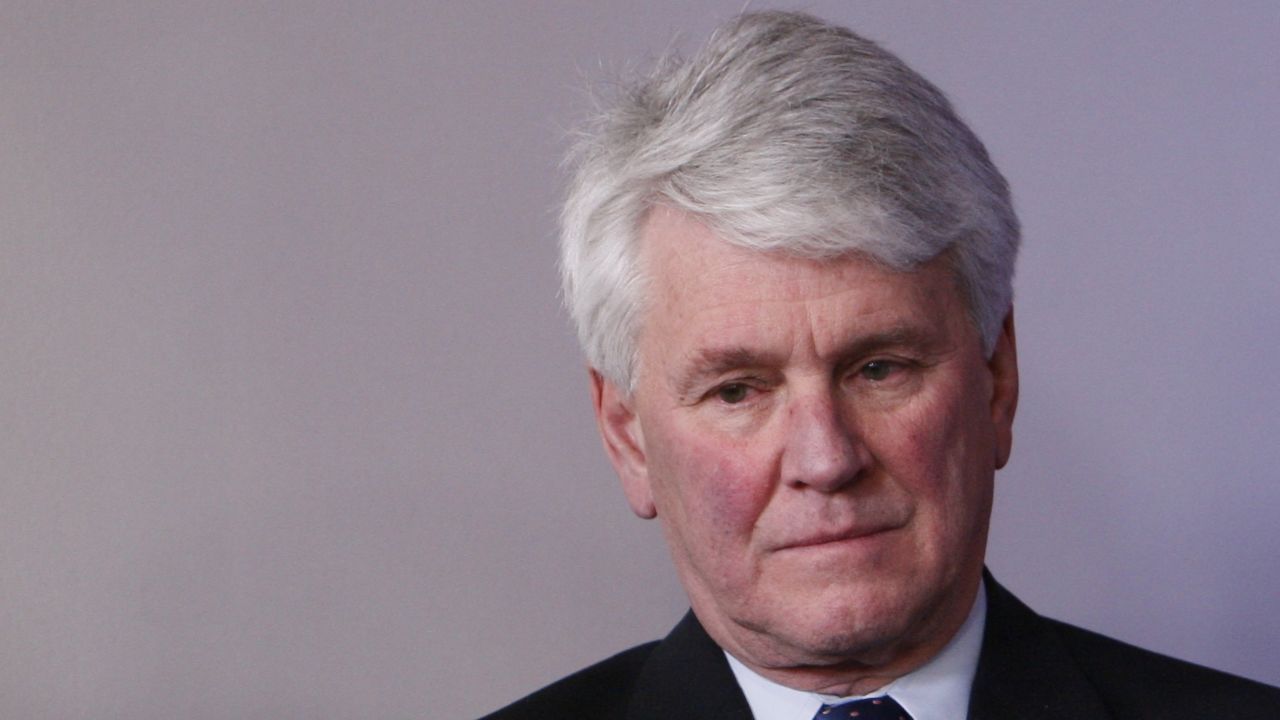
[780,390,868,493]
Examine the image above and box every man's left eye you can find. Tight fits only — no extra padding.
[715,383,752,404]
[859,360,899,382]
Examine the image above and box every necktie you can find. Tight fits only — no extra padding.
[813,696,912,720]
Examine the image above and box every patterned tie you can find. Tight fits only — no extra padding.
[813,695,912,720]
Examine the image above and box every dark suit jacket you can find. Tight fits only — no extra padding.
[480,574,1280,719]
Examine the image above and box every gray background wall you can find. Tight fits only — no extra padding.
[2,2,1277,718]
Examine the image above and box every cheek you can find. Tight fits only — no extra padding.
[871,383,993,503]
[650,424,775,541]
[902,388,996,548]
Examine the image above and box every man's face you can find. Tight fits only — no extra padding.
[593,207,1018,684]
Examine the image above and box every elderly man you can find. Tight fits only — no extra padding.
[483,11,1280,720]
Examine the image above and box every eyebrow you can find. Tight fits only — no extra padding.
[670,346,780,401]
[670,324,942,399]
[827,325,942,363]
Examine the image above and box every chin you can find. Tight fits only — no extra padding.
[804,604,919,661]
[744,583,932,666]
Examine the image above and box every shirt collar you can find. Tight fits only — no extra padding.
[725,580,987,720]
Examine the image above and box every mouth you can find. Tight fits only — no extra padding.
[779,523,901,551]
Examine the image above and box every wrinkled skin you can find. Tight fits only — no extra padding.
[592,206,1018,694]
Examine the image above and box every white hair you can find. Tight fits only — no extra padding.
[560,11,1020,390]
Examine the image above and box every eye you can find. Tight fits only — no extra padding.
[714,382,752,404]
[858,359,900,382]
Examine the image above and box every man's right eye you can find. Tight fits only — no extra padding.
[715,383,751,404]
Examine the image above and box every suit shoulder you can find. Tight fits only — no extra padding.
[1047,618,1280,716]
[478,641,659,720]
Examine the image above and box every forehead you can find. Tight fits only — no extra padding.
[635,207,964,348]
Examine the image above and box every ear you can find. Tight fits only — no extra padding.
[589,369,656,519]
[988,308,1019,469]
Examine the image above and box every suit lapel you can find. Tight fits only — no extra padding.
[968,573,1113,720]
[626,611,755,720]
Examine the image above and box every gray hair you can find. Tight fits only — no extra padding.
[560,10,1020,390]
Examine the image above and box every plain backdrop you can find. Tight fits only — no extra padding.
[2,2,1277,718]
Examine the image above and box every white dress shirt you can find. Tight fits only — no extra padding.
[726,580,987,720]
